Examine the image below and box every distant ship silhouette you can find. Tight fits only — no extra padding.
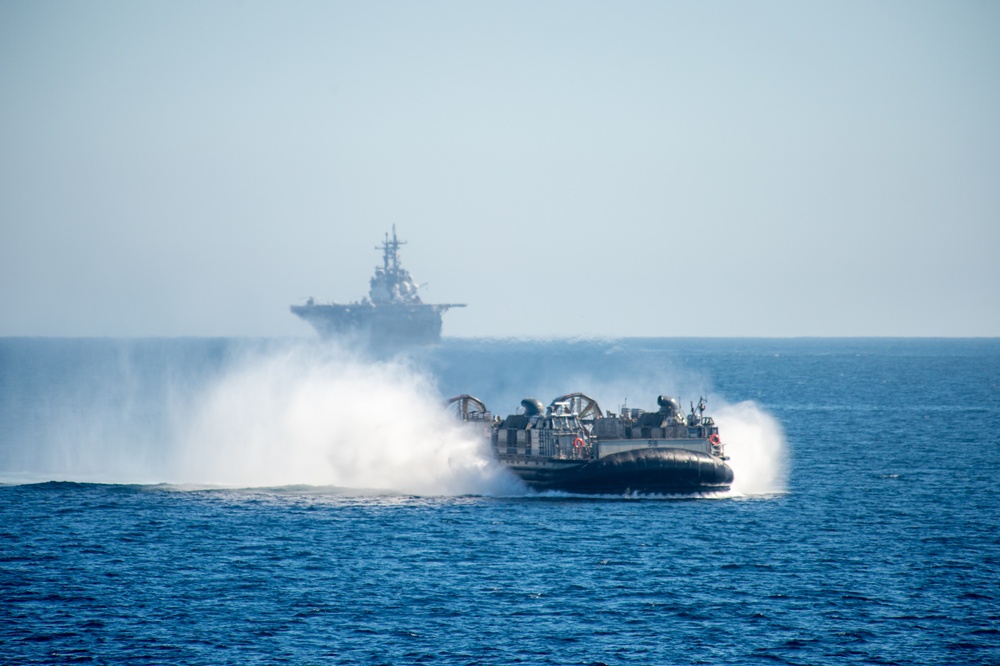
[291,226,465,346]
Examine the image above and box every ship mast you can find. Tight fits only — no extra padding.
[378,224,406,275]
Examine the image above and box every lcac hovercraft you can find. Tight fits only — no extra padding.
[448,392,734,495]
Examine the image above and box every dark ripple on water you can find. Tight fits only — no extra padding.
[2,481,998,665]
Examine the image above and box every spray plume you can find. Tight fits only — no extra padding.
[9,339,785,498]
[171,345,521,495]
[714,400,788,496]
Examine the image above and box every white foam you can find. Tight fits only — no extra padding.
[172,344,523,495]
[713,399,789,496]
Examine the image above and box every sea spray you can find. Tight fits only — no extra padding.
[713,400,788,495]
[2,337,787,497]
[174,344,522,495]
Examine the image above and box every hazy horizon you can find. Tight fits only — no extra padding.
[2,1,998,338]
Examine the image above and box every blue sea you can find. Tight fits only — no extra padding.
[1,337,998,665]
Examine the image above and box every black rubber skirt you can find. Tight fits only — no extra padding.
[513,448,734,495]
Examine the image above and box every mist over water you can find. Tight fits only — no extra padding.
[0,337,786,496]
[714,400,788,496]
[173,345,520,495]
[168,344,786,495]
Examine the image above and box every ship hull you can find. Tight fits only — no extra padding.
[500,448,734,495]
[290,303,446,346]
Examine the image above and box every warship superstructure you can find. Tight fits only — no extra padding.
[291,227,465,346]
[449,392,734,494]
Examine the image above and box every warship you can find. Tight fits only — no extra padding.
[449,392,734,494]
[291,227,465,346]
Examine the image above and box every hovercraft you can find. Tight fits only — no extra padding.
[447,393,734,495]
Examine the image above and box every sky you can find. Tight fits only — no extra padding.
[1,0,998,338]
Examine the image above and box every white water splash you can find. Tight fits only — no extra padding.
[7,339,785,499]
[713,400,788,496]
[172,345,522,495]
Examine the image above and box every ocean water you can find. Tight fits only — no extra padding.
[1,337,998,665]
